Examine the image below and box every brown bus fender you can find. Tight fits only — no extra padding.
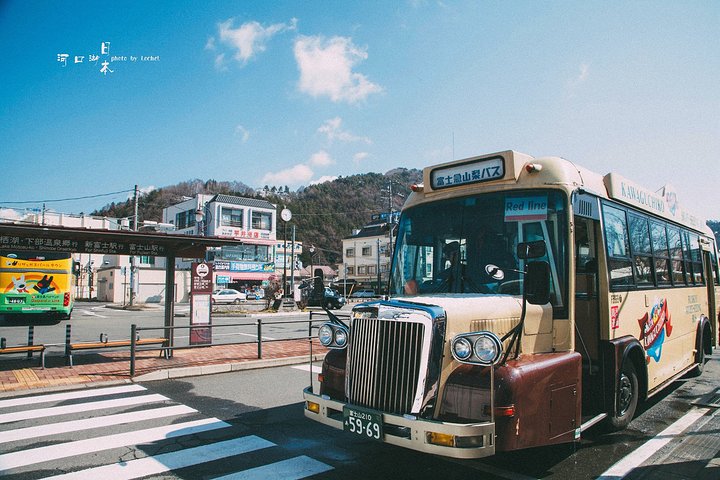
[602,336,648,415]
[440,351,582,452]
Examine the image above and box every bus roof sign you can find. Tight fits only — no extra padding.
[604,173,705,230]
[425,150,534,193]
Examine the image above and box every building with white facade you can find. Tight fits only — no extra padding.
[341,215,396,293]
[162,194,278,291]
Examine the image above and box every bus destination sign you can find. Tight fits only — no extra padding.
[430,156,505,190]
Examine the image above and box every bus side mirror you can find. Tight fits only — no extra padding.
[525,261,550,305]
[517,240,546,259]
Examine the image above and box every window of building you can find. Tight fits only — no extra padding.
[221,207,244,228]
[175,210,196,230]
[346,266,355,275]
[367,265,376,274]
[357,266,366,275]
[139,256,155,266]
[251,211,272,230]
[346,248,355,257]
[362,246,372,256]
[218,244,270,262]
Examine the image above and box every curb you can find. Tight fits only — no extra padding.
[132,353,326,382]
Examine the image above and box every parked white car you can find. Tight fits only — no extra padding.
[349,289,376,298]
[211,289,246,304]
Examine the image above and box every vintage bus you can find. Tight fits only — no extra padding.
[0,250,77,320]
[304,150,719,458]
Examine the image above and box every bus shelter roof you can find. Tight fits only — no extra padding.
[0,223,253,258]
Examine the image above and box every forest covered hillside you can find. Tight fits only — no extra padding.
[92,170,422,265]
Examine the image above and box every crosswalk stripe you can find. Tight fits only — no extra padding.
[39,436,275,480]
[0,404,196,444]
[213,455,334,480]
[0,384,146,409]
[0,417,230,472]
[0,393,169,424]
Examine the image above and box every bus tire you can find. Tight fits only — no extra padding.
[689,322,711,377]
[608,361,638,431]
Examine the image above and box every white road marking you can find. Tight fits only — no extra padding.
[0,404,196,444]
[79,309,107,318]
[0,393,168,424]
[214,455,334,480]
[597,406,711,479]
[292,365,322,374]
[0,417,230,472]
[0,384,146,409]
[39,436,275,480]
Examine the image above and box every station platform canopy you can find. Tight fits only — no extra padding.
[0,222,250,258]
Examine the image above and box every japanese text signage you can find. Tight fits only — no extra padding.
[0,235,166,256]
[191,262,213,294]
[430,156,505,189]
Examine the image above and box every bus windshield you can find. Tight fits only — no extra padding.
[389,190,568,309]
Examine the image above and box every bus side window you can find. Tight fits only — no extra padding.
[575,218,597,296]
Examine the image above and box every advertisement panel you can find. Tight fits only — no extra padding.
[190,262,212,345]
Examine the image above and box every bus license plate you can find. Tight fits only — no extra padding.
[343,405,383,440]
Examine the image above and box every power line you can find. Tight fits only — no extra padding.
[0,189,135,206]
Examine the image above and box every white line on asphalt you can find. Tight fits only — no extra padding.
[0,417,230,472]
[597,406,711,479]
[213,455,334,480]
[79,309,107,318]
[38,436,275,480]
[0,393,168,424]
[292,365,322,374]
[0,384,147,409]
[0,404,196,444]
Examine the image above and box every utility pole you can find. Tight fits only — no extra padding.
[129,185,139,306]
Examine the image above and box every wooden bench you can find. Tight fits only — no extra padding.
[66,338,168,367]
[0,344,46,368]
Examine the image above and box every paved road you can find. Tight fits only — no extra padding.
[2,356,717,479]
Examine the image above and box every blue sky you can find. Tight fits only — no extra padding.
[1,1,718,221]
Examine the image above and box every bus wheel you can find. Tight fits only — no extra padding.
[689,325,709,377]
[608,361,638,431]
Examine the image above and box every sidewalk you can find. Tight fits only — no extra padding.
[0,339,327,395]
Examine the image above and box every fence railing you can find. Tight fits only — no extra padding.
[129,311,351,376]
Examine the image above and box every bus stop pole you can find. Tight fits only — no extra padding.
[164,254,175,357]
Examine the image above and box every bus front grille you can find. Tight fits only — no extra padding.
[346,316,425,414]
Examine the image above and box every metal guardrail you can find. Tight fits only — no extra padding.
[129,311,352,376]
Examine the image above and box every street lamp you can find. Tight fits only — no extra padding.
[309,245,316,278]
[195,208,204,236]
[280,208,292,299]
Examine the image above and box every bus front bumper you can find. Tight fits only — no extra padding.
[303,387,496,459]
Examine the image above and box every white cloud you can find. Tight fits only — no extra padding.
[213,18,297,66]
[235,125,250,143]
[261,164,314,186]
[567,63,590,90]
[353,152,369,164]
[294,35,383,103]
[309,150,334,167]
[310,175,338,185]
[318,117,371,144]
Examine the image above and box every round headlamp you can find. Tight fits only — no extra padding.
[335,328,348,347]
[318,325,334,346]
[452,337,473,361]
[474,334,501,365]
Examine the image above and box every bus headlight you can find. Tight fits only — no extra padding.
[452,337,473,361]
[317,322,349,349]
[451,331,503,365]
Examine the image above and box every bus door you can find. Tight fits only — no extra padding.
[572,193,603,414]
[702,244,719,345]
